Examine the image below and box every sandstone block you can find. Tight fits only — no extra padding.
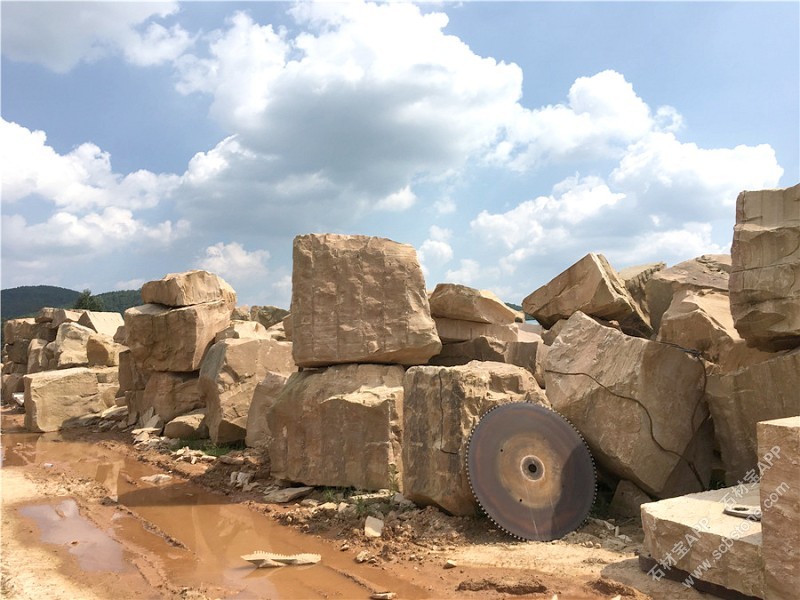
[757,417,800,600]
[522,253,652,337]
[434,317,518,344]
[26,338,49,374]
[245,371,291,448]
[164,409,208,440]
[117,350,148,398]
[645,254,731,333]
[402,361,549,515]
[250,305,290,330]
[429,283,517,325]
[730,184,800,351]
[86,333,126,367]
[706,349,800,484]
[141,269,237,308]
[53,322,95,368]
[618,262,666,322]
[291,234,441,367]
[545,312,710,497]
[51,308,85,329]
[129,371,203,425]
[641,486,763,598]
[268,364,405,491]
[77,311,125,337]
[2,373,25,405]
[428,335,548,388]
[609,480,652,520]
[124,301,232,372]
[23,367,106,432]
[200,338,296,444]
[658,289,773,373]
[3,318,37,344]
[214,320,270,342]
[5,340,29,365]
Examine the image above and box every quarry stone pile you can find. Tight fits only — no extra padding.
[730,184,800,351]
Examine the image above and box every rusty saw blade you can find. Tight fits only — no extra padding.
[467,402,596,541]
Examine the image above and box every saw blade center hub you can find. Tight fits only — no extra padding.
[520,455,545,482]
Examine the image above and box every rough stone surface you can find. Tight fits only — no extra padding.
[706,349,800,485]
[51,308,85,329]
[164,409,208,440]
[402,361,549,515]
[291,233,441,367]
[433,317,519,344]
[428,335,548,388]
[141,269,237,308]
[26,338,49,374]
[428,283,518,325]
[117,350,148,399]
[545,312,710,498]
[201,338,296,444]
[53,322,95,368]
[129,371,203,425]
[645,254,731,333]
[757,417,800,600]
[522,253,652,337]
[2,373,25,405]
[23,367,106,432]
[78,311,125,337]
[619,262,666,323]
[268,364,405,491]
[641,486,764,599]
[124,301,232,372]
[245,371,291,448]
[730,184,800,351]
[658,289,774,373]
[5,341,29,365]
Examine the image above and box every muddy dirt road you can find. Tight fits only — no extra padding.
[1,406,708,599]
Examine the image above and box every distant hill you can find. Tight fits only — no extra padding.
[1,285,141,322]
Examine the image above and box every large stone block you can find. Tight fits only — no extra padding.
[428,335,548,388]
[658,289,774,373]
[250,305,290,330]
[78,311,125,337]
[130,371,203,425]
[23,367,106,432]
[645,254,731,333]
[3,318,37,344]
[124,301,232,372]
[2,373,24,405]
[4,340,29,365]
[641,486,764,599]
[291,234,441,367]
[522,253,651,337]
[757,417,800,600]
[618,262,666,323]
[200,338,295,444]
[429,283,517,325]
[245,371,291,448]
[402,361,549,515]
[433,317,519,344]
[268,364,405,491]
[51,308,85,329]
[730,184,800,351]
[545,312,710,497]
[53,322,95,368]
[141,269,237,308]
[706,349,800,484]
[86,333,126,367]
[26,338,49,374]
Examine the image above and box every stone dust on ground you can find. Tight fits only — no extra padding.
[1,405,711,599]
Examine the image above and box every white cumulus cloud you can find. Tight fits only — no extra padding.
[196,242,270,282]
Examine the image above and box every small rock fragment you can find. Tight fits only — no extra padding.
[364,515,384,538]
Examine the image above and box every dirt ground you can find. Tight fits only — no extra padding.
[1,405,712,600]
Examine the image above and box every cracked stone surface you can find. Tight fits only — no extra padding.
[544,312,711,498]
[402,361,548,516]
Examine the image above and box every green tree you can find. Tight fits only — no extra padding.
[73,289,105,311]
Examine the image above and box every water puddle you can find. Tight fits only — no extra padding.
[2,413,428,598]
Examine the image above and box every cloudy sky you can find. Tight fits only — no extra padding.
[2,1,797,308]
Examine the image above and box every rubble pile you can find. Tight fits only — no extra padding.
[2,183,798,599]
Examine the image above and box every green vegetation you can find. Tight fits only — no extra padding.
[1,284,141,322]
[73,289,105,311]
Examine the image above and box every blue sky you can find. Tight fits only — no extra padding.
[2,1,797,308]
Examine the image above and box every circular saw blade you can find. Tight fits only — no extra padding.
[467,402,596,541]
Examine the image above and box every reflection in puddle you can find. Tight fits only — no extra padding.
[19,499,131,573]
